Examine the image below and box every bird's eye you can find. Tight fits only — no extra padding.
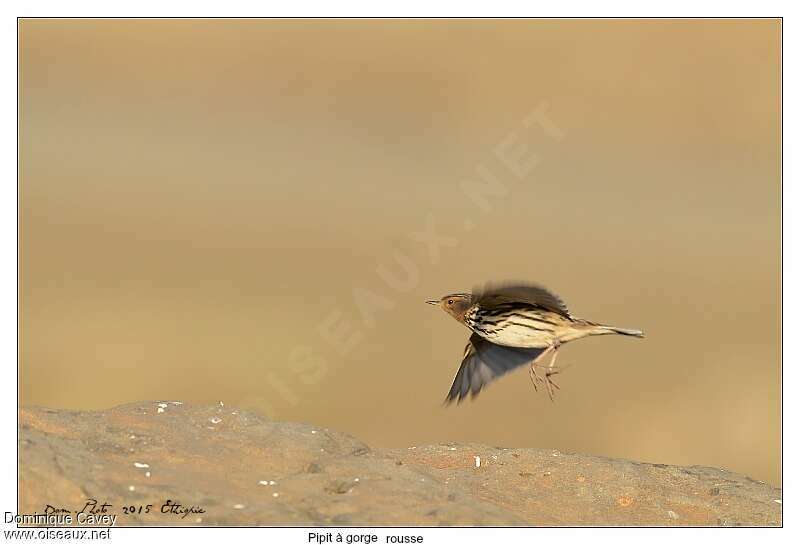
[447,299,454,305]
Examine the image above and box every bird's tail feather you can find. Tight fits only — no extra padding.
[592,325,644,338]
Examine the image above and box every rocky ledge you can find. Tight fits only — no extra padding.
[18,402,781,526]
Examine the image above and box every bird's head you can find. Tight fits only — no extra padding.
[426,293,473,321]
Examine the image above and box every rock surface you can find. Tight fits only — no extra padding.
[19,402,781,526]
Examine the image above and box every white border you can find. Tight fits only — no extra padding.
[3,4,790,544]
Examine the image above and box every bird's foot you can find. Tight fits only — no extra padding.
[544,369,560,401]
[528,365,545,392]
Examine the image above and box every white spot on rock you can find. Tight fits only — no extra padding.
[145,471,151,478]
[354,478,360,482]
[667,510,679,520]
[233,504,244,509]
[258,480,268,486]
[209,417,222,424]
[128,485,135,491]
[272,492,279,498]
[311,430,317,434]
[449,447,456,451]
[157,403,168,408]
[474,456,481,468]
[774,499,782,504]
[157,407,165,414]
[133,462,150,468]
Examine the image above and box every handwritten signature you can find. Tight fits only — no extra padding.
[43,498,206,520]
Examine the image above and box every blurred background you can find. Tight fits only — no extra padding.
[19,19,781,485]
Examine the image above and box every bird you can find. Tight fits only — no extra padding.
[426,282,643,403]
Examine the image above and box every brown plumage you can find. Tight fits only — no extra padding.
[426,282,644,403]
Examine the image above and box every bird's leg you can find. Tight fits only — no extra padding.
[543,347,560,401]
[547,346,559,372]
[530,341,562,401]
[528,346,553,392]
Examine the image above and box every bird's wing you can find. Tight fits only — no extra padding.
[445,333,547,404]
[472,281,571,317]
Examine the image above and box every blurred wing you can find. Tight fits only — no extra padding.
[445,333,547,404]
[473,281,570,318]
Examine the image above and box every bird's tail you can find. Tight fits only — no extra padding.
[590,324,645,338]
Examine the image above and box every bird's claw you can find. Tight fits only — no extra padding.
[528,366,544,391]
[544,369,560,401]
[530,351,563,401]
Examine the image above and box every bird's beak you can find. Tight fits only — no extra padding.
[425,299,439,305]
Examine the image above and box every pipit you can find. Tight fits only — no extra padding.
[426,282,643,403]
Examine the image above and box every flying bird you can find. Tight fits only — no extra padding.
[426,282,643,403]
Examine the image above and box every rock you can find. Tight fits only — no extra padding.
[18,402,782,526]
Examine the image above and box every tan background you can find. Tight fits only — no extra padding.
[19,19,781,485]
